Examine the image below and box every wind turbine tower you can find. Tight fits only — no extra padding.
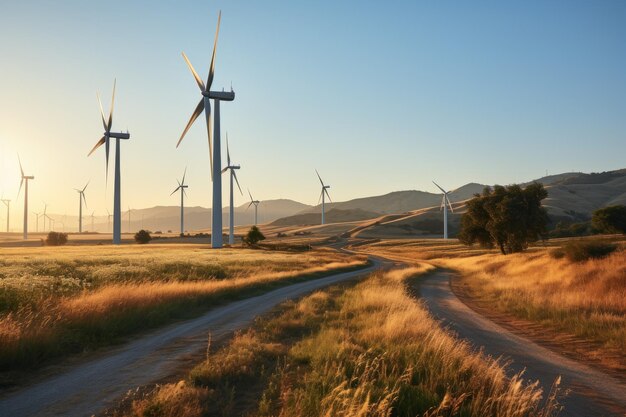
[88,80,131,245]
[1,198,10,233]
[17,156,34,239]
[247,189,260,226]
[171,168,189,236]
[315,170,331,225]
[75,181,89,233]
[221,136,242,244]
[176,11,235,249]
[433,181,454,239]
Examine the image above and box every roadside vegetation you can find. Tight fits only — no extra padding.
[360,237,626,371]
[0,244,366,381]
[123,267,560,417]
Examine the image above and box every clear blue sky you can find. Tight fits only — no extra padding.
[0,1,625,224]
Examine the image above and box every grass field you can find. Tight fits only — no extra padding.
[124,267,559,417]
[360,237,626,370]
[0,244,366,379]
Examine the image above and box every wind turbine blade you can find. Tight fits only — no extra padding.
[248,188,254,202]
[107,79,116,132]
[105,137,110,182]
[88,136,106,156]
[183,188,187,197]
[18,178,24,197]
[226,132,230,166]
[82,180,90,193]
[83,193,88,209]
[446,196,454,213]
[246,201,253,210]
[324,188,332,203]
[432,181,446,194]
[18,154,24,177]
[205,100,213,179]
[182,52,206,91]
[97,92,107,132]
[206,10,221,89]
[170,186,180,196]
[176,99,204,147]
[233,170,243,195]
[318,189,323,205]
[315,169,325,186]
[181,167,187,185]
[221,167,229,174]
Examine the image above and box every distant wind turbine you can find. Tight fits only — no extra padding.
[247,189,260,226]
[88,79,131,245]
[91,211,95,232]
[75,181,89,233]
[106,209,112,233]
[127,207,132,233]
[34,211,41,232]
[433,181,454,239]
[176,10,235,249]
[42,203,48,231]
[221,135,242,244]
[170,168,189,236]
[315,170,331,225]
[17,155,34,239]
[2,197,11,233]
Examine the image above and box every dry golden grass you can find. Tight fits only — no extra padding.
[0,244,366,374]
[360,237,626,357]
[125,267,560,417]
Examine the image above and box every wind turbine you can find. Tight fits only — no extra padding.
[127,207,131,233]
[432,181,454,239]
[106,209,112,232]
[34,211,41,232]
[221,135,242,244]
[176,11,235,249]
[75,181,89,233]
[91,211,95,232]
[315,170,331,225]
[17,156,34,239]
[1,197,11,233]
[88,79,130,245]
[42,203,48,231]
[170,168,189,236]
[247,189,260,226]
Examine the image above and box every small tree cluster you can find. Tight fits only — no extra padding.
[134,229,152,244]
[458,183,549,254]
[243,226,266,246]
[592,205,626,234]
[46,231,68,246]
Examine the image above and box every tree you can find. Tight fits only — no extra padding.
[134,229,152,244]
[592,205,626,234]
[243,226,265,246]
[458,182,549,254]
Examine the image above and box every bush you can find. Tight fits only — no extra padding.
[592,205,626,234]
[560,240,618,262]
[134,230,152,244]
[45,232,68,246]
[243,226,266,246]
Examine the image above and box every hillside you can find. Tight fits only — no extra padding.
[271,208,381,226]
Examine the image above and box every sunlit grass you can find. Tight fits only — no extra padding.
[0,244,366,376]
[126,267,560,417]
[361,237,626,357]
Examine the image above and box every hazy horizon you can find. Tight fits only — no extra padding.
[1,1,625,231]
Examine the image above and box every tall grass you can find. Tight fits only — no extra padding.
[361,238,626,364]
[0,244,366,376]
[126,268,560,417]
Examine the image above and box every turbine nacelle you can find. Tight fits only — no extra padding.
[203,90,235,101]
[107,132,131,140]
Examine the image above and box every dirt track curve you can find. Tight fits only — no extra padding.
[0,260,384,417]
[416,269,626,417]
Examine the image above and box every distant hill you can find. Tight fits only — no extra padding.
[271,208,381,226]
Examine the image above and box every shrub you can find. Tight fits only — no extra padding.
[243,226,266,246]
[46,232,68,246]
[561,240,618,262]
[134,230,152,244]
[592,205,626,234]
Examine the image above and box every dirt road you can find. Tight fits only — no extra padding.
[415,270,626,417]
[0,261,383,417]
